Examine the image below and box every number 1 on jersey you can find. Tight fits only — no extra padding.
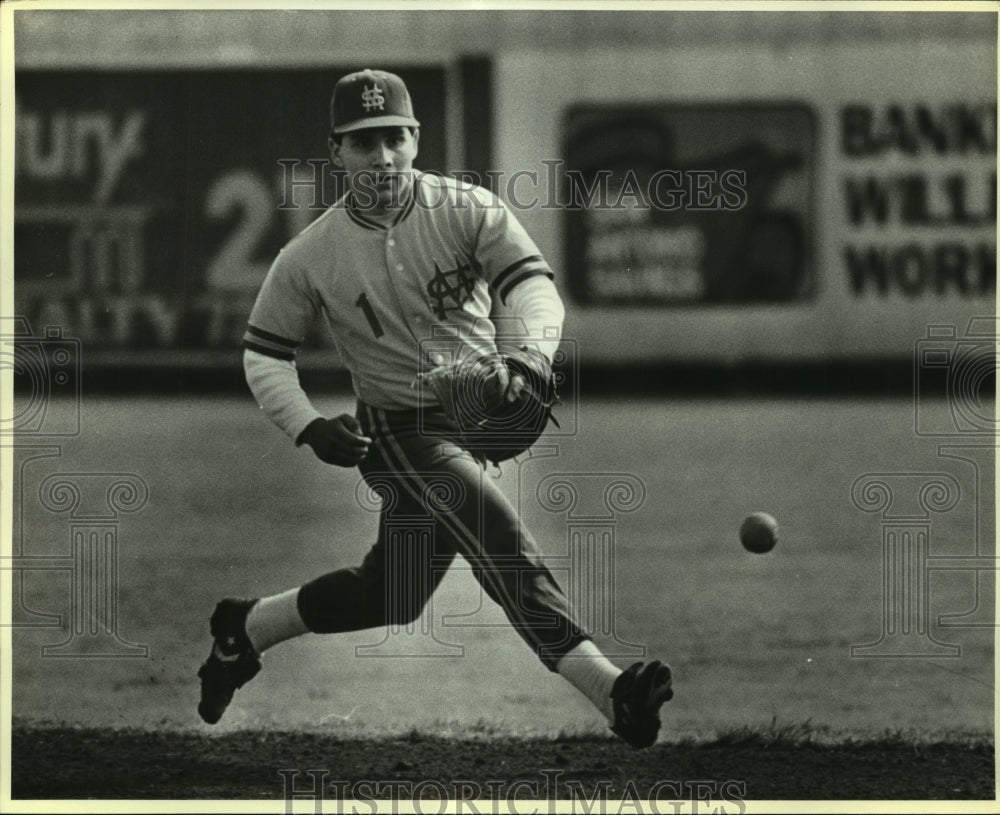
[355,293,385,338]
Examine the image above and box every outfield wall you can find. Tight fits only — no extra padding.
[494,42,996,363]
[10,9,996,374]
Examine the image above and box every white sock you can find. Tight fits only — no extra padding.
[555,641,622,723]
[244,587,310,655]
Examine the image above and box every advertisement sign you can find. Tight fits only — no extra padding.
[15,68,446,354]
[495,44,995,362]
[839,102,995,299]
[563,104,815,306]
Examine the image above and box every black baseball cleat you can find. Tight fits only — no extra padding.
[609,660,674,748]
[197,598,262,724]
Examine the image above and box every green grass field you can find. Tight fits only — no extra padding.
[7,394,996,802]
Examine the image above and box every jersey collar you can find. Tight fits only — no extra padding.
[345,176,418,231]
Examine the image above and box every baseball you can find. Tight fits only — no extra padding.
[740,512,778,553]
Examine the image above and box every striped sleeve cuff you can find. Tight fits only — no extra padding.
[491,256,554,305]
[242,325,301,361]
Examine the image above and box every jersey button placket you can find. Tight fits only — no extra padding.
[384,232,403,272]
[383,230,422,336]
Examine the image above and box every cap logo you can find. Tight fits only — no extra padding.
[361,83,386,112]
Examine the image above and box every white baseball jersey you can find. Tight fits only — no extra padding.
[243,173,553,410]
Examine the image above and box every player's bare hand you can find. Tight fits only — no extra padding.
[494,364,527,404]
[506,372,527,403]
[298,415,372,467]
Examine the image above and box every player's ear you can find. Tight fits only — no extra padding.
[329,135,345,168]
[410,127,420,157]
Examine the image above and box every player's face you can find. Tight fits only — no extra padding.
[331,127,420,213]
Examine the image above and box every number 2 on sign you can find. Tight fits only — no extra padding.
[355,293,385,338]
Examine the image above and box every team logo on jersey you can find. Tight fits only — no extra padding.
[361,83,385,112]
[427,258,477,319]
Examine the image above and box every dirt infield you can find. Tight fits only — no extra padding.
[10,723,994,802]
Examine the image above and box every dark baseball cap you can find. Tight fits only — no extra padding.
[330,69,420,135]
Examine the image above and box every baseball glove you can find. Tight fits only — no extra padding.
[418,346,559,464]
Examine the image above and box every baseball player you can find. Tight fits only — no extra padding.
[197,69,673,748]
